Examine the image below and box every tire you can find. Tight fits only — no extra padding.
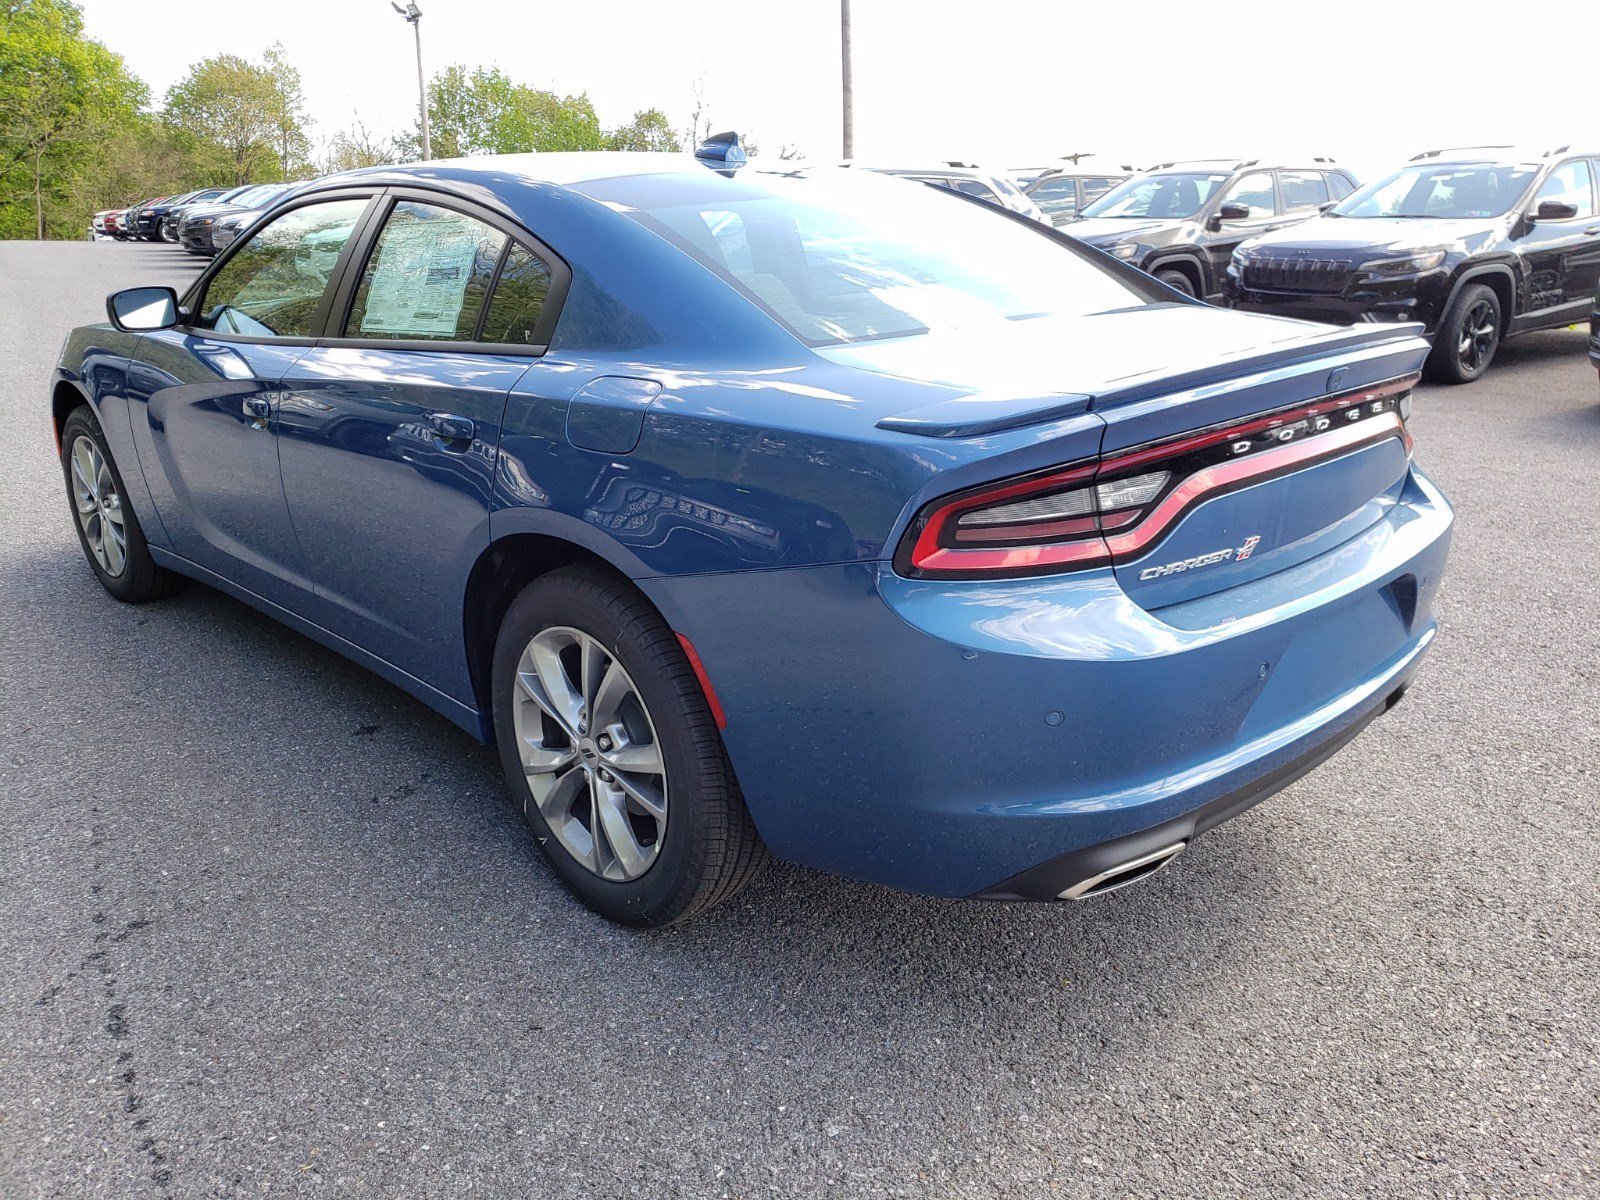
[1426,282,1502,384]
[491,566,767,926]
[1155,267,1197,298]
[59,405,178,603]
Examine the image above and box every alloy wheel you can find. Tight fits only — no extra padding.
[511,626,667,881]
[1457,299,1498,374]
[70,435,127,578]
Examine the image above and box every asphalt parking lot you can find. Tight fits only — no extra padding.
[2,240,1597,1199]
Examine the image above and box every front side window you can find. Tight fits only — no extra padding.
[1080,173,1228,220]
[1279,170,1329,213]
[1325,172,1356,200]
[1533,161,1596,217]
[346,201,507,341]
[603,169,1153,346]
[1030,177,1079,221]
[199,197,370,338]
[1219,171,1276,217]
[1080,176,1121,203]
[1335,163,1540,219]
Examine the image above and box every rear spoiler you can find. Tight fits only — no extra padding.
[876,324,1429,439]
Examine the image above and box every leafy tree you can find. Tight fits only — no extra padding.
[0,0,146,238]
[409,66,604,158]
[606,108,681,153]
[162,53,286,185]
[263,42,311,177]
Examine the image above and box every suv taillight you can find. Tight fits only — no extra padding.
[894,372,1418,580]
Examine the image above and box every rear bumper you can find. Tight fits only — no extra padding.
[643,464,1453,900]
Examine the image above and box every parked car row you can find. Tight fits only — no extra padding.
[92,143,1597,386]
[89,180,309,256]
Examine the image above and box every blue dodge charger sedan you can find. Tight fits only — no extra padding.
[50,151,1453,925]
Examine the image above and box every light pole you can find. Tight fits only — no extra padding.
[391,2,431,160]
[840,0,854,159]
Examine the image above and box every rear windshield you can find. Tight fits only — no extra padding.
[1080,172,1229,219]
[596,169,1151,346]
[1334,163,1539,219]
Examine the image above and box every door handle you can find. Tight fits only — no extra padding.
[428,412,475,445]
[243,395,272,429]
[1583,226,1600,236]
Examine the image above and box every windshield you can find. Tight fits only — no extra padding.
[232,184,287,208]
[1335,163,1539,219]
[1080,172,1229,219]
[599,170,1151,346]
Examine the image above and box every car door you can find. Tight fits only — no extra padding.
[1199,170,1281,286]
[125,193,376,608]
[1517,159,1600,315]
[274,192,566,700]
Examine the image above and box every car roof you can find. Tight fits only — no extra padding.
[1406,145,1599,166]
[322,152,715,191]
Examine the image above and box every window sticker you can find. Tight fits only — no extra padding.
[360,210,490,337]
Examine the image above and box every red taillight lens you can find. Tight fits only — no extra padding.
[895,372,1418,580]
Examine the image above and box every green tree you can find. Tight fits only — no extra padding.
[263,42,311,177]
[606,108,681,153]
[0,0,146,238]
[319,119,399,174]
[410,66,604,158]
[162,53,284,185]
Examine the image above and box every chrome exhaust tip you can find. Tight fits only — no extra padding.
[1057,841,1187,900]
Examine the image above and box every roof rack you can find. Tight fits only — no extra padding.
[1409,144,1514,161]
[1544,144,1571,157]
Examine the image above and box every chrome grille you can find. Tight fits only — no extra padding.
[1241,256,1353,294]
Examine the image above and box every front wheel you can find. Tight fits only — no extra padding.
[1426,283,1501,384]
[59,406,177,603]
[1154,268,1197,298]
[491,567,767,926]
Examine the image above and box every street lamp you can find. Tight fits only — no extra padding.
[391,2,431,161]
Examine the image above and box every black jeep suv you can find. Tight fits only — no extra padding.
[1064,158,1359,299]
[1224,147,1600,383]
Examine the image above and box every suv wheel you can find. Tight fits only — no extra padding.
[1427,283,1501,384]
[1154,268,1197,298]
[491,567,768,926]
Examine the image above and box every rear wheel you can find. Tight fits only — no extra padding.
[491,566,767,926]
[59,406,177,603]
[1155,267,1197,298]
[1427,283,1501,384]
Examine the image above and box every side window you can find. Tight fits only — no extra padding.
[1030,178,1080,221]
[1081,176,1120,203]
[346,201,508,341]
[1534,161,1596,218]
[199,198,370,338]
[949,178,1001,203]
[1279,170,1329,213]
[1219,171,1276,218]
[480,244,554,346]
[1325,172,1356,201]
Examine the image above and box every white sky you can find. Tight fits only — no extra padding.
[75,0,1573,183]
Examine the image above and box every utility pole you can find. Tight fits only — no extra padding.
[840,0,854,159]
[392,2,431,160]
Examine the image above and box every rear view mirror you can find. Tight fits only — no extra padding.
[107,286,179,332]
[1533,199,1580,222]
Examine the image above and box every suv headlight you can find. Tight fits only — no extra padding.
[1361,250,1446,276]
[1103,242,1141,261]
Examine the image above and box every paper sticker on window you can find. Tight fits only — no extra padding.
[355,204,504,339]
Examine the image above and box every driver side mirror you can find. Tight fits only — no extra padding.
[1208,202,1251,231]
[106,286,179,332]
[1532,199,1580,222]
[1318,200,1338,213]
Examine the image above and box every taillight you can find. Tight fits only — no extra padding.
[895,372,1418,580]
